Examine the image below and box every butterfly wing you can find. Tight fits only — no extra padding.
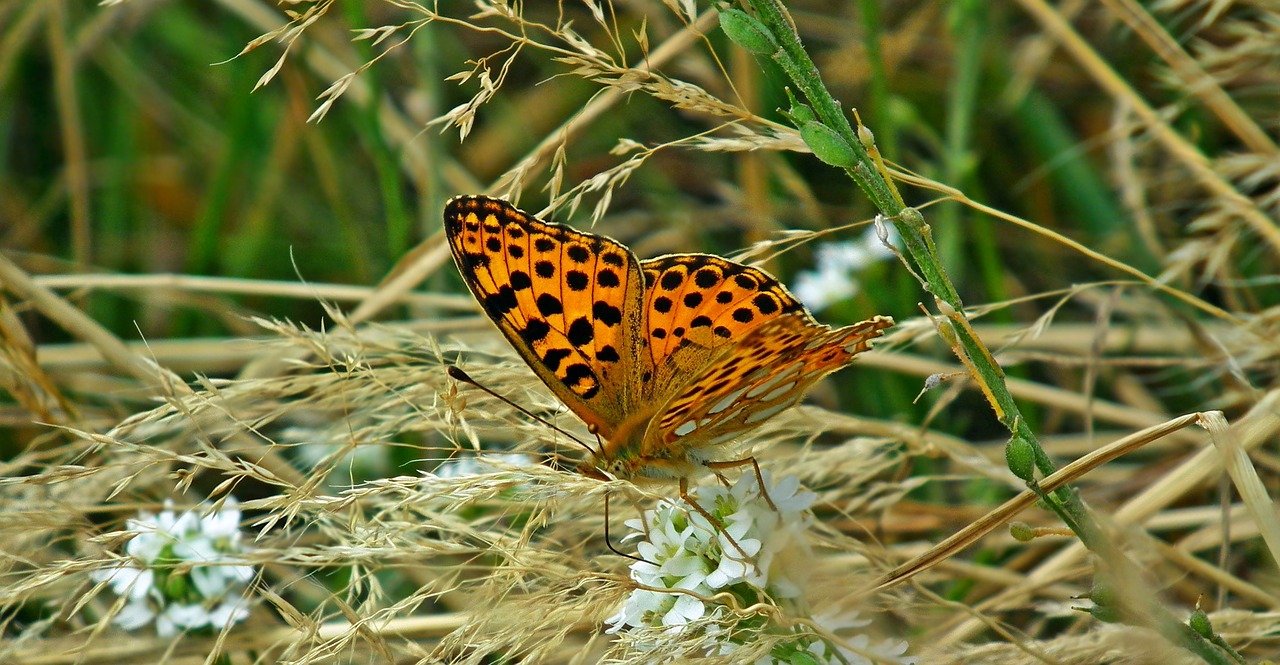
[637,254,810,401]
[444,195,647,437]
[644,313,893,459]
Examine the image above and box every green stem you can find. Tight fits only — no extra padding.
[737,3,1235,662]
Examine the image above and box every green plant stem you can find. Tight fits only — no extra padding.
[739,2,1234,662]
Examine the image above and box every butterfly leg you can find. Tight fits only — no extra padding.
[708,469,733,489]
[678,477,756,562]
[702,457,777,512]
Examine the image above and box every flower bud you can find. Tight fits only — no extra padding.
[800,122,857,168]
[1189,608,1213,638]
[1009,521,1036,542]
[1005,433,1036,482]
[719,8,777,55]
[781,88,816,126]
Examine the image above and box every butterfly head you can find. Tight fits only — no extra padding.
[576,449,704,484]
[575,455,637,482]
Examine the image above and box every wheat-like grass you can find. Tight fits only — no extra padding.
[2,0,1279,663]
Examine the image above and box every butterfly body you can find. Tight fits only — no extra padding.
[445,195,892,482]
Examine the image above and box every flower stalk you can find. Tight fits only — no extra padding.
[730,2,1237,662]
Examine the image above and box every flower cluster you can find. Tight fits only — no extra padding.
[792,223,898,312]
[607,473,914,664]
[92,497,254,637]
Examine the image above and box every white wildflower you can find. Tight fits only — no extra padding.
[793,224,899,311]
[606,473,812,634]
[92,497,254,636]
[607,474,915,664]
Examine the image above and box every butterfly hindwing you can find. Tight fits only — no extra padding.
[645,314,893,458]
[638,254,808,399]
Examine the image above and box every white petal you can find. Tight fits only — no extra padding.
[226,564,256,584]
[661,554,706,578]
[190,566,229,598]
[113,599,157,631]
[200,498,241,539]
[175,537,218,562]
[162,602,211,633]
[207,596,250,628]
[126,569,156,599]
[125,530,167,562]
[661,594,704,626]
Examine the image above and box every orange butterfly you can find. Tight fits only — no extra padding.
[445,195,892,484]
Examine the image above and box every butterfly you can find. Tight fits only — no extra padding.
[444,195,892,484]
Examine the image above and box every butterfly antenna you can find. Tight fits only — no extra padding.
[604,493,651,564]
[447,365,601,457]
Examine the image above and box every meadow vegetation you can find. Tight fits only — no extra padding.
[1,1,1278,662]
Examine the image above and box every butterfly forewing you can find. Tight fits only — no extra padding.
[444,196,647,437]
[644,314,893,458]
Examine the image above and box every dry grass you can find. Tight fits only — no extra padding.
[2,0,1280,663]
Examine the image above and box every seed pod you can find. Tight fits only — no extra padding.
[1004,433,1036,482]
[800,121,857,168]
[719,8,777,55]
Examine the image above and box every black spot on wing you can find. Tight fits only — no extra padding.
[536,294,564,316]
[753,292,779,314]
[597,268,620,288]
[566,270,589,291]
[593,300,622,326]
[521,319,551,343]
[510,270,532,291]
[483,286,518,318]
[567,317,594,346]
[542,348,572,371]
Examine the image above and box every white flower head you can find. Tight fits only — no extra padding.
[93,497,254,635]
[606,474,914,663]
[606,474,809,634]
